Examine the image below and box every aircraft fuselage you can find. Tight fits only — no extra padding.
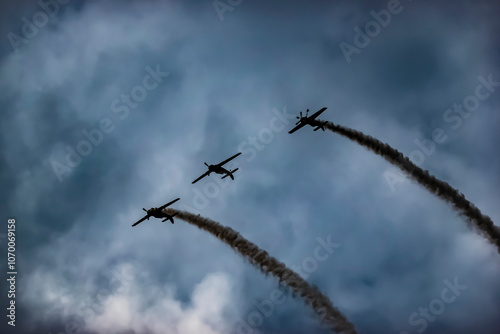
[304,118,325,130]
[300,117,313,125]
[146,208,167,219]
[208,165,230,175]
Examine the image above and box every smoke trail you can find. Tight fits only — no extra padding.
[164,209,357,334]
[315,120,500,253]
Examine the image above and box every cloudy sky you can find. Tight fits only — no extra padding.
[1,0,499,333]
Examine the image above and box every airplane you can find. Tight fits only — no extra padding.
[192,152,241,184]
[131,197,180,227]
[288,107,327,134]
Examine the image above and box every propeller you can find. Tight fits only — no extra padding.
[295,111,303,125]
[143,208,147,212]
[204,162,209,167]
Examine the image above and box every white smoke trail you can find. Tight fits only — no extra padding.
[317,120,500,254]
[165,209,358,334]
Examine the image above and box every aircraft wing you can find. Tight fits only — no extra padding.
[288,122,306,134]
[217,152,242,167]
[308,107,327,120]
[132,215,149,227]
[192,171,210,184]
[159,197,180,210]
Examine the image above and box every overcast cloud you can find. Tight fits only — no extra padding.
[1,0,499,333]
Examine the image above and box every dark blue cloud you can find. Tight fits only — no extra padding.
[1,1,499,333]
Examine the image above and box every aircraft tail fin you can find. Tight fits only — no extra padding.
[314,125,325,131]
[162,213,177,224]
[221,168,238,180]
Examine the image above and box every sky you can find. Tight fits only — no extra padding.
[1,0,499,333]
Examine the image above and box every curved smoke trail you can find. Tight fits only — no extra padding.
[164,209,357,334]
[315,120,500,253]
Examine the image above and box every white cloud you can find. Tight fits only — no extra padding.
[87,271,233,334]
